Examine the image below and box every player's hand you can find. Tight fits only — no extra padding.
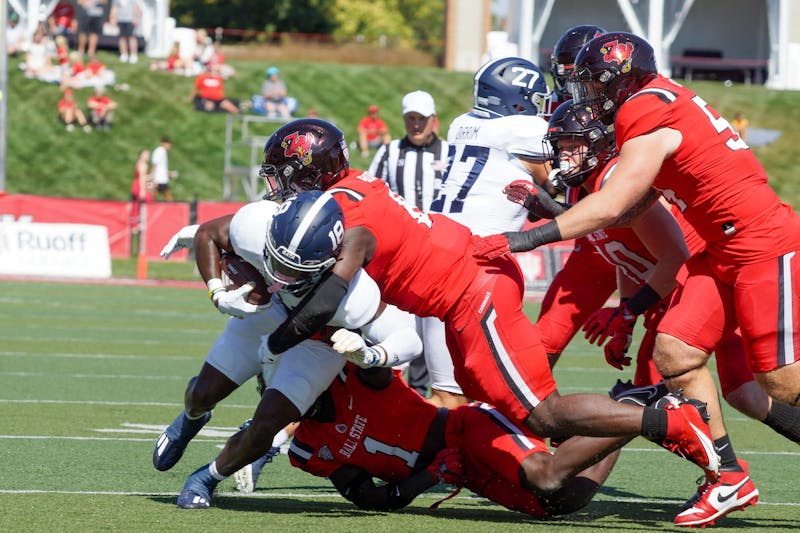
[160,224,199,259]
[472,234,511,260]
[212,284,270,318]
[503,180,567,220]
[427,447,465,486]
[582,303,636,370]
[330,328,387,368]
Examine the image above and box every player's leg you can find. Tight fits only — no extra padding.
[421,316,467,408]
[177,339,345,508]
[447,257,717,477]
[154,314,265,471]
[656,254,757,526]
[534,243,617,368]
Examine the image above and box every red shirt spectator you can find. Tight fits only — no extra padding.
[357,105,391,157]
[194,72,225,101]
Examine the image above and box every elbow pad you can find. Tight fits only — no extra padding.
[268,273,349,354]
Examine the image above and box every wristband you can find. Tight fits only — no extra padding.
[206,278,225,301]
[626,283,661,315]
[505,220,562,253]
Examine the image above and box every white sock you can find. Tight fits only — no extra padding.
[208,460,227,481]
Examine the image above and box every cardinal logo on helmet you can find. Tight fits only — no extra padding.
[281,131,315,166]
[601,40,634,72]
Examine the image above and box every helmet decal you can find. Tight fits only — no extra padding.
[281,131,315,166]
[601,39,634,71]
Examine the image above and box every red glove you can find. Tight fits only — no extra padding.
[504,179,538,207]
[472,234,511,260]
[503,180,568,220]
[582,303,636,370]
[427,447,465,486]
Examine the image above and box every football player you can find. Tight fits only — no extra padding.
[288,362,628,517]
[154,191,423,509]
[475,32,800,527]
[255,118,722,515]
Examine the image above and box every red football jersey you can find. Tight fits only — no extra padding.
[289,367,439,480]
[616,75,800,263]
[329,169,480,319]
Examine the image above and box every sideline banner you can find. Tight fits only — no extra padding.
[0,222,112,278]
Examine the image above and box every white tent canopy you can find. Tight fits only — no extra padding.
[504,0,800,90]
[7,0,172,57]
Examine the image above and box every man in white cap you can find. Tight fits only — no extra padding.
[368,90,462,408]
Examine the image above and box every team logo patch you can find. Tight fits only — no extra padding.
[601,39,634,72]
[281,131,315,166]
[317,445,334,462]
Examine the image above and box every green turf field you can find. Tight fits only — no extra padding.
[1,280,798,532]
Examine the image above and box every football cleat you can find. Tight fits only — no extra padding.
[233,446,281,493]
[177,464,221,509]
[674,459,758,527]
[653,392,720,478]
[610,379,669,407]
[153,410,212,471]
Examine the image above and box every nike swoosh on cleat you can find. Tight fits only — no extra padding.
[688,421,719,472]
[715,477,751,504]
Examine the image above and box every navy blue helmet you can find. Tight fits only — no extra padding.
[472,56,550,118]
[544,99,616,189]
[264,190,344,296]
[261,118,350,202]
[550,25,606,100]
[571,32,657,124]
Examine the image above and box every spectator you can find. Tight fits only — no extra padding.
[78,0,108,58]
[149,42,187,73]
[262,66,291,119]
[110,0,141,64]
[189,62,239,114]
[6,12,26,56]
[368,90,454,406]
[87,85,117,130]
[731,111,749,141]
[151,136,178,201]
[24,26,55,80]
[57,88,92,132]
[130,148,154,230]
[357,104,391,158]
[54,35,70,69]
[192,29,214,72]
[48,0,77,36]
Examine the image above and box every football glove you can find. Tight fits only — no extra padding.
[473,221,562,260]
[503,180,568,220]
[330,328,388,368]
[160,224,199,259]
[582,303,636,370]
[212,283,270,319]
[427,447,465,486]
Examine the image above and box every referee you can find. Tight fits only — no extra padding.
[368,91,448,214]
[368,91,464,408]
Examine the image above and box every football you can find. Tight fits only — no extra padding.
[219,253,271,305]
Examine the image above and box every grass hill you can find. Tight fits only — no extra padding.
[6,51,800,206]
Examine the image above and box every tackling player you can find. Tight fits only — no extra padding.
[254,118,722,515]
[476,32,800,527]
[288,362,628,517]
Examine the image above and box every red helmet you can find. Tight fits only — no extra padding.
[571,32,657,124]
[261,118,349,201]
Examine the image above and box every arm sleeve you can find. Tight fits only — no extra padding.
[330,467,436,512]
[267,273,349,354]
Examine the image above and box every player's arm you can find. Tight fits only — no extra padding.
[477,128,680,258]
[328,446,463,512]
[328,465,434,511]
[194,215,234,284]
[268,226,377,354]
[628,199,689,303]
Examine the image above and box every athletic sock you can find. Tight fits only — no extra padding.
[763,400,800,443]
[714,435,742,472]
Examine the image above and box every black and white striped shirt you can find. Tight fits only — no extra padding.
[368,135,449,212]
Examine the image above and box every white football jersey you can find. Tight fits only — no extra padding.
[430,112,549,235]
